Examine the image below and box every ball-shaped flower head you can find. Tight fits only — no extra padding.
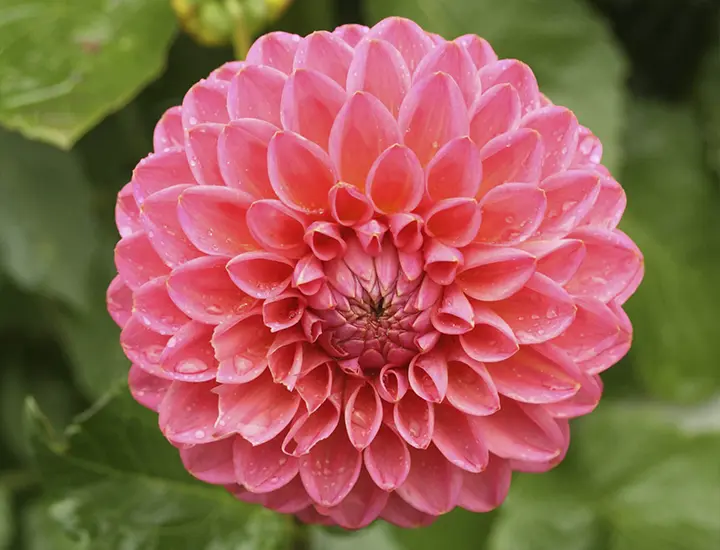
[108,17,644,529]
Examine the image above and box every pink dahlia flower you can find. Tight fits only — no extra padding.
[109,17,643,528]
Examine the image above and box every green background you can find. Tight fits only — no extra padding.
[0,0,719,548]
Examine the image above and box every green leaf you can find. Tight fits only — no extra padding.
[0,0,176,149]
[0,129,96,309]
[0,484,11,550]
[620,99,720,402]
[364,0,627,172]
[26,386,294,549]
[309,523,400,550]
[22,501,79,550]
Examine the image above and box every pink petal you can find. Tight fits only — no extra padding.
[208,61,244,82]
[226,251,295,299]
[120,315,170,372]
[330,92,401,191]
[218,119,277,199]
[523,107,580,179]
[114,232,170,290]
[424,198,483,248]
[459,303,519,362]
[394,391,434,449]
[457,245,536,301]
[181,438,237,485]
[536,169,601,238]
[552,297,621,362]
[381,493,436,528]
[186,123,224,186]
[408,350,449,403]
[571,127,603,168]
[579,175,626,230]
[159,381,220,444]
[212,310,274,362]
[543,371,603,418]
[431,284,474,335]
[414,41,480,106]
[458,454,511,512]
[366,144,424,214]
[510,417,569,473]
[492,273,576,344]
[292,254,325,296]
[167,256,256,324]
[476,182,547,245]
[333,24,369,47]
[107,275,133,328]
[214,370,301,444]
[354,219,388,257]
[367,17,434,73]
[294,31,354,87]
[345,382,383,450]
[433,404,489,472]
[374,366,409,403]
[425,136,482,202]
[246,31,301,74]
[470,398,565,462]
[296,362,333,413]
[396,445,463,515]
[227,65,286,126]
[115,182,142,238]
[247,200,308,258]
[299,427,363,507]
[233,435,299,493]
[268,131,337,215]
[399,72,469,165]
[133,276,189,334]
[478,128,544,196]
[266,328,308,388]
[216,356,267,385]
[263,290,307,332]
[323,469,390,529]
[132,149,196,206]
[346,38,411,116]
[128,363,171,412]
[153,106,184,152]
[565,228,643,303]
[364,423,411,490]
[520,239,586,285]
[446,349,500,416]
[281,69,346,150]
[234,477,311,513]
[328,183,374,226]
[479,60,540,115]
[283,398,341,456]
[389,213,424,252]
[469,83,522,151]
[455,34,498,69]
[159,321,217,381]
[181,79,229,129]
[423,240,463,286]
[413,276,443,311]
[177,186,256,256]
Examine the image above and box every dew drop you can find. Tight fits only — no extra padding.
[176,359,208,374]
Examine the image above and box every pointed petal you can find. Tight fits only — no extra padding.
[366,144,424,214]
[218,119,277,199]
[116,182,142,238]
[262,291,307,333]
[296,362,333,413]
[333,24,369,46]
[478,129,544,196]
[543,372,603,418]
[457,245,536,301]
[246,31,301,74]
[234,435,299,493]
[226,251,295,299]
[396,445,463,515]
[132,149,196,206]
[328,183,374,226]
[128,364,171,412]
[425,136,482,202]
[133,276,189,334]
[159,381,219,445]
[247,200,308,258]
[283,397,340,457]
[469,83,521,150]
[579,175,626,230]
[367,17,434,72]
[153,106,184,152]
[509,417,569,472]
[186,123,224,186]
[159,321,217,381]
[374,366,409,403]
[180,438,236,485]
[423,240,463,286]
[414,41,480,106]
[212,310,273,361]
[476,182,546,245]
[233,477,311,513]
[535,170,601,238]
[228,65,286,126]
[292,254,325,296]
[433,404,489,472]
[294,31,353,87]
[181,79,229,128]
[208,61,244,82]
[216,356,267,384]
[431,284,474,335]
[425,198,483,248]
[345,382,383,450]
[458,454,511,512]
[552,297,621,362]
[446,349,500,416]
[394,392,434,449]
[381,493,436,528]
[460,303,519,362]
[479,60,540,115]
[120,315,170,372]
[520,239,586,285]
[571,127,603,168]
[363,422,411,491]
[389,213,424,252]
[107,275,133,328]
[323,469,390,529]
[522,106,580,178]
[455,34,498,69]
[114,232,170,290]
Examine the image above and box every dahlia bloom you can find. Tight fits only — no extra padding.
[108,17,643,529]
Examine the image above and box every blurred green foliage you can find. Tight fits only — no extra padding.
[0,0,719,548]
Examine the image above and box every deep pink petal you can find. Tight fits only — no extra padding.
[323,469,390,529]
[431,284,474,335]
[246,31,301,74]
[120,315,170,373]
[476,183,547,245]
[520,239,586,285]
[396,445,463,515]
[415,41,480,107]
[226,251,295,299]
[247,200,308,258]
[459,303,519,362]
[536,170,601,239]
[423,240,463,286]
[218,119,277,199]
[425,198,483,248]
[571,126,603,168]
[153,106,184,152]
[374,366,409,403]
[522,106,580,177]
[212,310,274,362]
[579,174,626,230]
[479,60,540,115]
[389,213,424,252]
[114,232,170,290]
[458,454,511,512]
[227,65,286,126]
[457,245,536,301]
[294,31,354,87]
[364,423,411,490]
[292,254,325,296]
[543,371,603,418]
[159,381,220,445]
[469,83,521,150]
[328,183,374,226]
[366,144,424,214]
[344,382,383,450]
[128,363,171,412]
[186,123,224,186]
[159,321,217,381]
[283,393,341,456]
[234,435,300,493]
[393,391,434,449]
[295,362,333,413]
[133,276,189,334]
[115,182,142,238]
[381,493,436,528]
[552,297,621,362]
[408,350,449,402]
[433,404,489,472]
[425,136,482,202]
[208,61,244,82]
[446,348,500,416]
[455,34,498,69]
[181,438,236,485]
[181,79,229,130]
[132,149,196,206]
[263,290,307,333]
[107,275,133,328]
[478,129,544,196]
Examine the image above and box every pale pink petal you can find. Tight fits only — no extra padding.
[455,34,498,69]
[181,438,236,485]
[399,72,469,165]
[458,454,511,512]
[186,123,224,186]
[107,275,133,328]
[159,381,220,444]
[364,423,411,490]
[120,315,170,372]
[389,213,424,252]
[218,119,277,199]
[299,427,362,507]
[268,131,337,215]
[159,321,217,381]
[281,69,346,150]
[177,186,256,256]
[476,183,547,245]
[366,144,424,214]
[479,60,540,115]
[414,41,480,106]
[181,79,230,129]
[565,228,643,303]
[469,83,522,150]
[425,198,483,248]
[328,183,374,226]
[520,239,586,285]
[226,251,295,299]
[344,382,383,450]
[446,349,500,416]
[579,175,626,230]
[128,363,171,412]
[552,297,621,362]
[234,435,300,493]
[114,232,170,290]
[246,31,301,74]
[247,200,308,258]
[522,106,580,177]
[227,65,286,126]
[132,149,196,206]
[294,31,354,87]
[381,493,436,528]
[323,469,390,529]
[433,404,488,472]
[346,38,411,116]
[457,245,536,301]
[330,92,401,191]
[133,276,189,334]
[396,445,463,515]
[214,370,301,444]
[153,106,184,152]
[333,24,369,47]
[116,182,142,238]
[478,129,544,196]
[423,239,463,286]
[393,391,434,449]
[167,256,256,324]
[367,17,434,72]
[425,136,482,202]
[460,303,519,362]
[431,284,474,335]
[571,127,603,168]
